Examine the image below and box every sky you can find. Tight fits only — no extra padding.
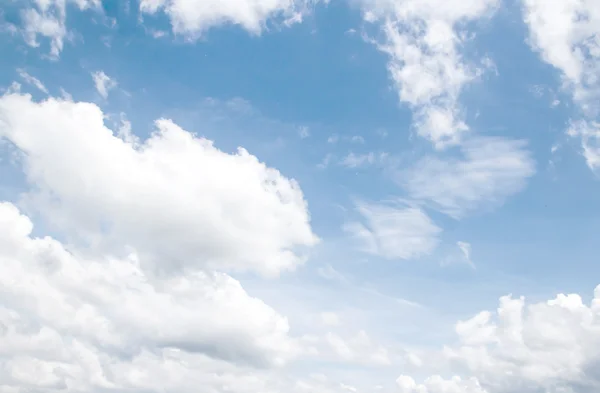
[1,0,600,392]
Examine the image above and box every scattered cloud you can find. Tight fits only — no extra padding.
[361,0,499,148]
[343,200,441,260]
[139,0,316,38]
[91,71,117,99]
[567,120,600,170]
[399,136,536,219]
[299,126,310,139]
[522,0,600,170]
[340,152,388,169]
[19,0,100,58]
[457,241,474,268]
[16,68,48,94]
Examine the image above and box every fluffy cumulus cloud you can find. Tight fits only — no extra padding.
[402,286,600,393]
[343,200,441,260]
[522,0,600,169]
[399,137,536,219]
[0,203,298,371]
[0,92,373,393]
[139,0,315,38]
[0,93,318,276]
[361,0,499,148]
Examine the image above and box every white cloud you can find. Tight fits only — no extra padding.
[0,203,361,393]
[340,152,388,168]
[0,202,298,370]
[396,375,487,393]
[91,71,117,99]
[399,136,536,219]
[0,92,318,277]
[16,68,48,94]
[392,285,600,392]
[139,0,314,38]
[20,0,100,58]
[567,120,600,170]
[343,200,441,260]
[361,0,499,148]
[522,0,600,170]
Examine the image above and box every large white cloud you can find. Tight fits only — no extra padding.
[0,201,298,388]
[139,0,314,38]
[361,0,499,148]
[403,286,600,393]
[0,93,318,277]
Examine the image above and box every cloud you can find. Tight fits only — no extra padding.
[0,92,318,277]
[343,200,441,260]
[399,136,536,219]
[16,68,48,94]
[438,286,600,393]
[395,285,600,393]
[0,202,299,371]
[91,71,117,99]
[396,375,487,393]
[0,204,359,393]
[522,0,600,170]
[340,152,388,169]
[361,0,499,148]
[19,0,100,58]
[139,0,315,38]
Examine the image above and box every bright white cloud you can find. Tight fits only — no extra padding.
[0,93,318,277]
[0,202,360,393]
[394,285,600,392]
[16,68,48,94]
[91,71,117,99]
[20,0,100,58]
[139,0,314,38]
[522,0,600,170]
[447,287,600,392]
[399,137,536,219]
[396,375,487,393]
[344,200,441,260]
[0,202,298,371]
[362,0,499,148]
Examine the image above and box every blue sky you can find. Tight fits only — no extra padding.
[2,1,600,392]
